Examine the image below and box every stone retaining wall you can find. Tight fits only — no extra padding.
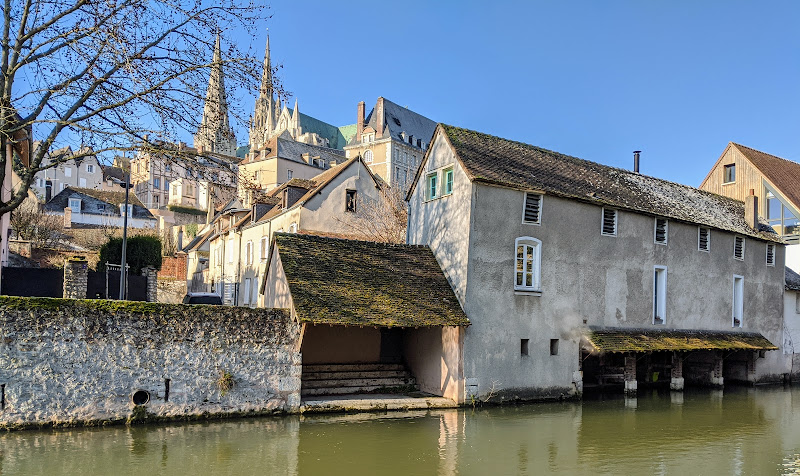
[0,297,301,430]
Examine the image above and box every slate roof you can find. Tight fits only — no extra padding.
[269,233,469,327]
[428,125,780,242]
[348,98,437,148]
[730,143,800,210]
[787,267,800,291]
[102,165,126,182]
[240,136,345,167]
[585,328,777,353]
[44,187,154,219]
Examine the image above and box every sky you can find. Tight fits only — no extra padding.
[221,0,800,188]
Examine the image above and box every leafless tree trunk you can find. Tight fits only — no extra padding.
[336,186,408,244]
[1,0,273,216]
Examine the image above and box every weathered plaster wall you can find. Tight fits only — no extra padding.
[403,326,464,402]
[0,297,301,429]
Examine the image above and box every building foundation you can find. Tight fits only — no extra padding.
[671,351,684,391]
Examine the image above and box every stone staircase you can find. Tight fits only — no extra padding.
[301,363,418,397]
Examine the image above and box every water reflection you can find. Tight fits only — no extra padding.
[2,387,800,475]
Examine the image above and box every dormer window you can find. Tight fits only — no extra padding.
[68,198,82,214]
[120,204,133,217]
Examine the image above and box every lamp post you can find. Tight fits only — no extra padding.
[119,170,131,300]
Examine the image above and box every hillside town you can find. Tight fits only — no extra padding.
[2,1,800,473]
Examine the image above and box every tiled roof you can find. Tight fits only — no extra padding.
[585,328,777,353]
[732,143,800,210]
[434,125,780,242]
[787,267,800,291]
[270,233,469,327]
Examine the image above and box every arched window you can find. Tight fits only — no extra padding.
[514,237,541,292]
[363,149,373,164]
[289,222,298,233]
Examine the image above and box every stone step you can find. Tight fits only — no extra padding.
[303,376,416,390]
[301,383,419,396]
[302,363,406,373]
[303,370,411,381]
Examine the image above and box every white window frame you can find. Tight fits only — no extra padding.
[260,236,268,262]
[734,236,745,261]
[245,241,253,265]
[766,243,776,267]
[654,218,668,245]
[698,227,710,252]
[522,192,542,225]
[68,198,81,214]
[732,275,744,327]
[363,149,373,164]
[86,164,95,173]
[289,222,297,233]
[514,236,542,293]
[601,208,617,236]
[653,266,667,325]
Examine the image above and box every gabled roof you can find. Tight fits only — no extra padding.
[414,125,780,242]
[240,136,345,166]
[266,233,469,327]
[44,187,154,219]
[730,143,800,210]
[347,97,437,148]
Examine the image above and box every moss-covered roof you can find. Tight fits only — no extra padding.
[272,233,469,328]
[584,328,777,353]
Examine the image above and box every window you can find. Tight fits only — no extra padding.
[426,173,438,200]
[289,222,297,233]
[653,266,667,324]
[246,241,253,265]
[227,237,234,263]
[120,204,133,217]
[522,193,542,224]
[654,218,668,245]
[78,178,86,188]
[363,150,373,164]
[443,167,454,196]
[766,243,776,266]
[520,339,529,356]
[550,339,559,356]
[64,167,72,177]
[698,227,710,252]
[154,178,160,189]
[68,198,81,213]
[287,170,293,180]
[723,164,736,183]
[732,275,744,327]
[766,190,800,239]
[86,164,95,173]
[346,189,357,212]
[514,237,542,292]
[260,236,268,262]
[601,208,617,236]
[60,183,65,191]
[153,195,160,207]
[734,236,745,260]
[164,180,170,191]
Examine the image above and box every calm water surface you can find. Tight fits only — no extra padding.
[4,386,800,475]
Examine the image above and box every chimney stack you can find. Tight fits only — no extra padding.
[745,188,759,230]
[376,97,385,138]
[633,151,641,173]
[356,101,365,142]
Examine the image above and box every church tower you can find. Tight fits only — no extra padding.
[249,36,279,151]
[194,34,237,156]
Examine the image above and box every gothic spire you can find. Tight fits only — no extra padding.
[195,33,237,156]
[250,35,276,150]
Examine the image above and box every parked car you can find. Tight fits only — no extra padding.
[182,292,223,305]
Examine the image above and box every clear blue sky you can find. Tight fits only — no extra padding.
[225,0,799,188]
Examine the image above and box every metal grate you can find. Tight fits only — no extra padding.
[523,193,541,223]
[602,208,617,235]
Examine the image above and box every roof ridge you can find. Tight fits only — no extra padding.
[731,142,800,166]
[276,231,426,248]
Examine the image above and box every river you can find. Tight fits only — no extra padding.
[3,386,800,475]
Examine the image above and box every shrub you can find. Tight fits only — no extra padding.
[98,235,163,274]
[167,204,206,216]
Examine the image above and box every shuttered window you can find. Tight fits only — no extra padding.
[654,218,668,245]
[601,208,617,236]
[766,243,776,266]
[698,227,710,251]
[734,236,745,260]
[522,193,542,224]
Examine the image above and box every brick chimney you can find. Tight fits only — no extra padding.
[745,188,759,230]
[376,97,385,138]
[356,101,365,142]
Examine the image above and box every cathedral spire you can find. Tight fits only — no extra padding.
[250,35,276,150]
[195,33,237,156]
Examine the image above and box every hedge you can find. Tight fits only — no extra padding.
[98,235,163,274]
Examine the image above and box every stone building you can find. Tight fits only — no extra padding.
[406,124,788,403]
[193,34,237,157]
[343,97,436,193]
[700,142,800,270]
[31,145,104,201]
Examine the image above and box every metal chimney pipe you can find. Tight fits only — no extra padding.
[633,151,641,173]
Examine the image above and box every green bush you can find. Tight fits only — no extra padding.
[168,204,206,216]
[98,235,163,274]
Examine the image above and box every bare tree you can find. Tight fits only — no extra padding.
[338,186,408,244]
[1,0,274,217]
[9,198,61,247]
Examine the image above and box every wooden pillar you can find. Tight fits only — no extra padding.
[671,351,684,391]
[624,353,637,395]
